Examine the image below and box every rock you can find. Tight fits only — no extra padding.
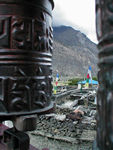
[70,100,78,107]
[78,99,84,105]
[75,105,88,114]
[73,121,78,125]
[91,123,95,128]
[89,110,97,117]
[91,120,96,129]
[55,114,66,121]
[73,109,84,115]
[45,113,56,117]
[80,130,96,141]
[70,94,81,100]
[91,120,96,124]
[67,109,84,121]
[81,116,93,125]
[54,129,59,134]
[60,101,74,109]
[68,123,76,132]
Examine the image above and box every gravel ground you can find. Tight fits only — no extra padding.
[28,89,97,150]
[29,133,93,150]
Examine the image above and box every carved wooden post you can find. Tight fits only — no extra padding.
[0,0,54,131]
[95,0,113,149]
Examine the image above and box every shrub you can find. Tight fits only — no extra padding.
[68,76,98,86]
[92,76,98,81]
[68,78,84,85]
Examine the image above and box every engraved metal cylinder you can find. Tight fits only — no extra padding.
[95,0,113,149]
[0,0,54,121]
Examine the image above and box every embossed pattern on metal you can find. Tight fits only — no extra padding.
[0,0,54,120]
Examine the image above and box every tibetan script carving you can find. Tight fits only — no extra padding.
[0,0,54,120]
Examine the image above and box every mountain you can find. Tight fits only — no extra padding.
[52,26,98,79]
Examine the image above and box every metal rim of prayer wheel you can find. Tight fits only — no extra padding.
[0,0,54,122]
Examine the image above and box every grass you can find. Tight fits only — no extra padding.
[68,76,98,86]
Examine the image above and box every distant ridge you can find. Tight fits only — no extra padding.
[53,26,74,33]
[52,26,98,78]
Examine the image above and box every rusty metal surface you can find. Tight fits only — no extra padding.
[13,115,37,131]
[95,0,113,150]
[4,127,30,150]
[0,143,39,150]
[0,0,54,121]
[0,124,39,150]
[0,123,8,137]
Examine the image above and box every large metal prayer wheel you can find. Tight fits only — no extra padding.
[95,0,113,149]
[0,0,54,124]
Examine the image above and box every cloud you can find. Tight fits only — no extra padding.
[52,0,98,43]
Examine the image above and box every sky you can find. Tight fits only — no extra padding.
[52,0,98,43]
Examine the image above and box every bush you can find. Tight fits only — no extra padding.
[68,76,98,86]
[92,76,98,81]
[68,78,84,85]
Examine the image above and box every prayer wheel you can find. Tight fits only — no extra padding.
[0,0,54,130]
[95,0,113,149]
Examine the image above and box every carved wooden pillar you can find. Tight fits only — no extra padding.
[95,0,113,149]
[0,0,54,131]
